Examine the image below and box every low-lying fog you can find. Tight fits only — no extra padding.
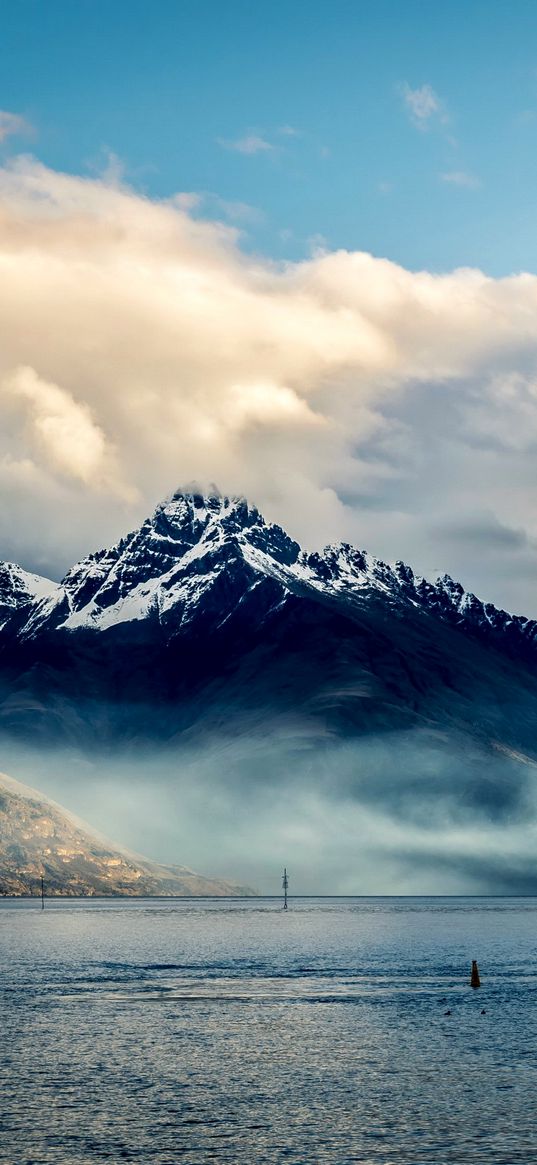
[3,724,537,895]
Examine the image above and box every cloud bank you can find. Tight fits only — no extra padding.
[2,157,537,613]
[6,727,537,894]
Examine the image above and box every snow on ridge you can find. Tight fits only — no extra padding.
[63,579,161,630]
[19,569,57,602]
[7,489,534,641]
[0,562,57,602]
[0,563,59,634]
[53,496,298,632]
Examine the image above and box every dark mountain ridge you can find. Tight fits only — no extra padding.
[1,490,537,766]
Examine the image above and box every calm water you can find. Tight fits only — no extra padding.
[2,896,537,1164]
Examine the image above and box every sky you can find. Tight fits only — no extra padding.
[5,0,537,273]
[3,2,537,614]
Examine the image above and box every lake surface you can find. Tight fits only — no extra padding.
[1,896,537,1164]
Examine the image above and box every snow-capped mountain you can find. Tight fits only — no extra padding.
[16,493,301,637]
[2,490,537,756]
[0,562,56,632]
[7,490,537,651]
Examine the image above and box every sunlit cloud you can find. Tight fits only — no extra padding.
[3,365,134,499]
[1,156,537,616]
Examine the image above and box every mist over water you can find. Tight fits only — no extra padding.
[4,720,537,894]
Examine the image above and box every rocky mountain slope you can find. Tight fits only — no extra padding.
[0,563,56,632]
[7,491,537,650]
[1,489,537,764]
[0,771,254,896]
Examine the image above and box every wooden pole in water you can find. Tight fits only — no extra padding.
[41,875,45,911]
[470,959,480,988]
[282,867,289,910]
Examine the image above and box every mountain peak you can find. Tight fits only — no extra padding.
[17,488,302,636]
[7,488,537,660]
[0,562,56,631]
[155,489,264,536]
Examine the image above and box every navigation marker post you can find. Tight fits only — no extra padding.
[282,867,289,910]
[470,960,481,988]
[41,875,45,911]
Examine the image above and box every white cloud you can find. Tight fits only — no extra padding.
[401,83,445,129]
[0,111,32,143]
[1,157,537,614]
[3,365,133,499]
[218,133,274,155]
[441,170,481,189]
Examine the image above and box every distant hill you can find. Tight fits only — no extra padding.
[0,772,254,897]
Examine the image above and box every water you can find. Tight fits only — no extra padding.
[2,896,537,1164]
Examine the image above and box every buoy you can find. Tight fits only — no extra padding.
[481,1008,486,1015]
[444,1009,452,1016]
[470,960,481,989]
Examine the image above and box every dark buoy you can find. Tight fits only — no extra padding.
[481,1008,486,1015]
[444,1009,452,1016]
[470,959,481,989]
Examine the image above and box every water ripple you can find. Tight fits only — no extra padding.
[2,895,537,1163]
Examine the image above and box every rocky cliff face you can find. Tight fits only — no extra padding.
[0,771,254,897]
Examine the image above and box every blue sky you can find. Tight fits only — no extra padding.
[4,0,537,274]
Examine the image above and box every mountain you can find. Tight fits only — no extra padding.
[0,562,56,632]
[0,771,254,896]
[2,489,537,765]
